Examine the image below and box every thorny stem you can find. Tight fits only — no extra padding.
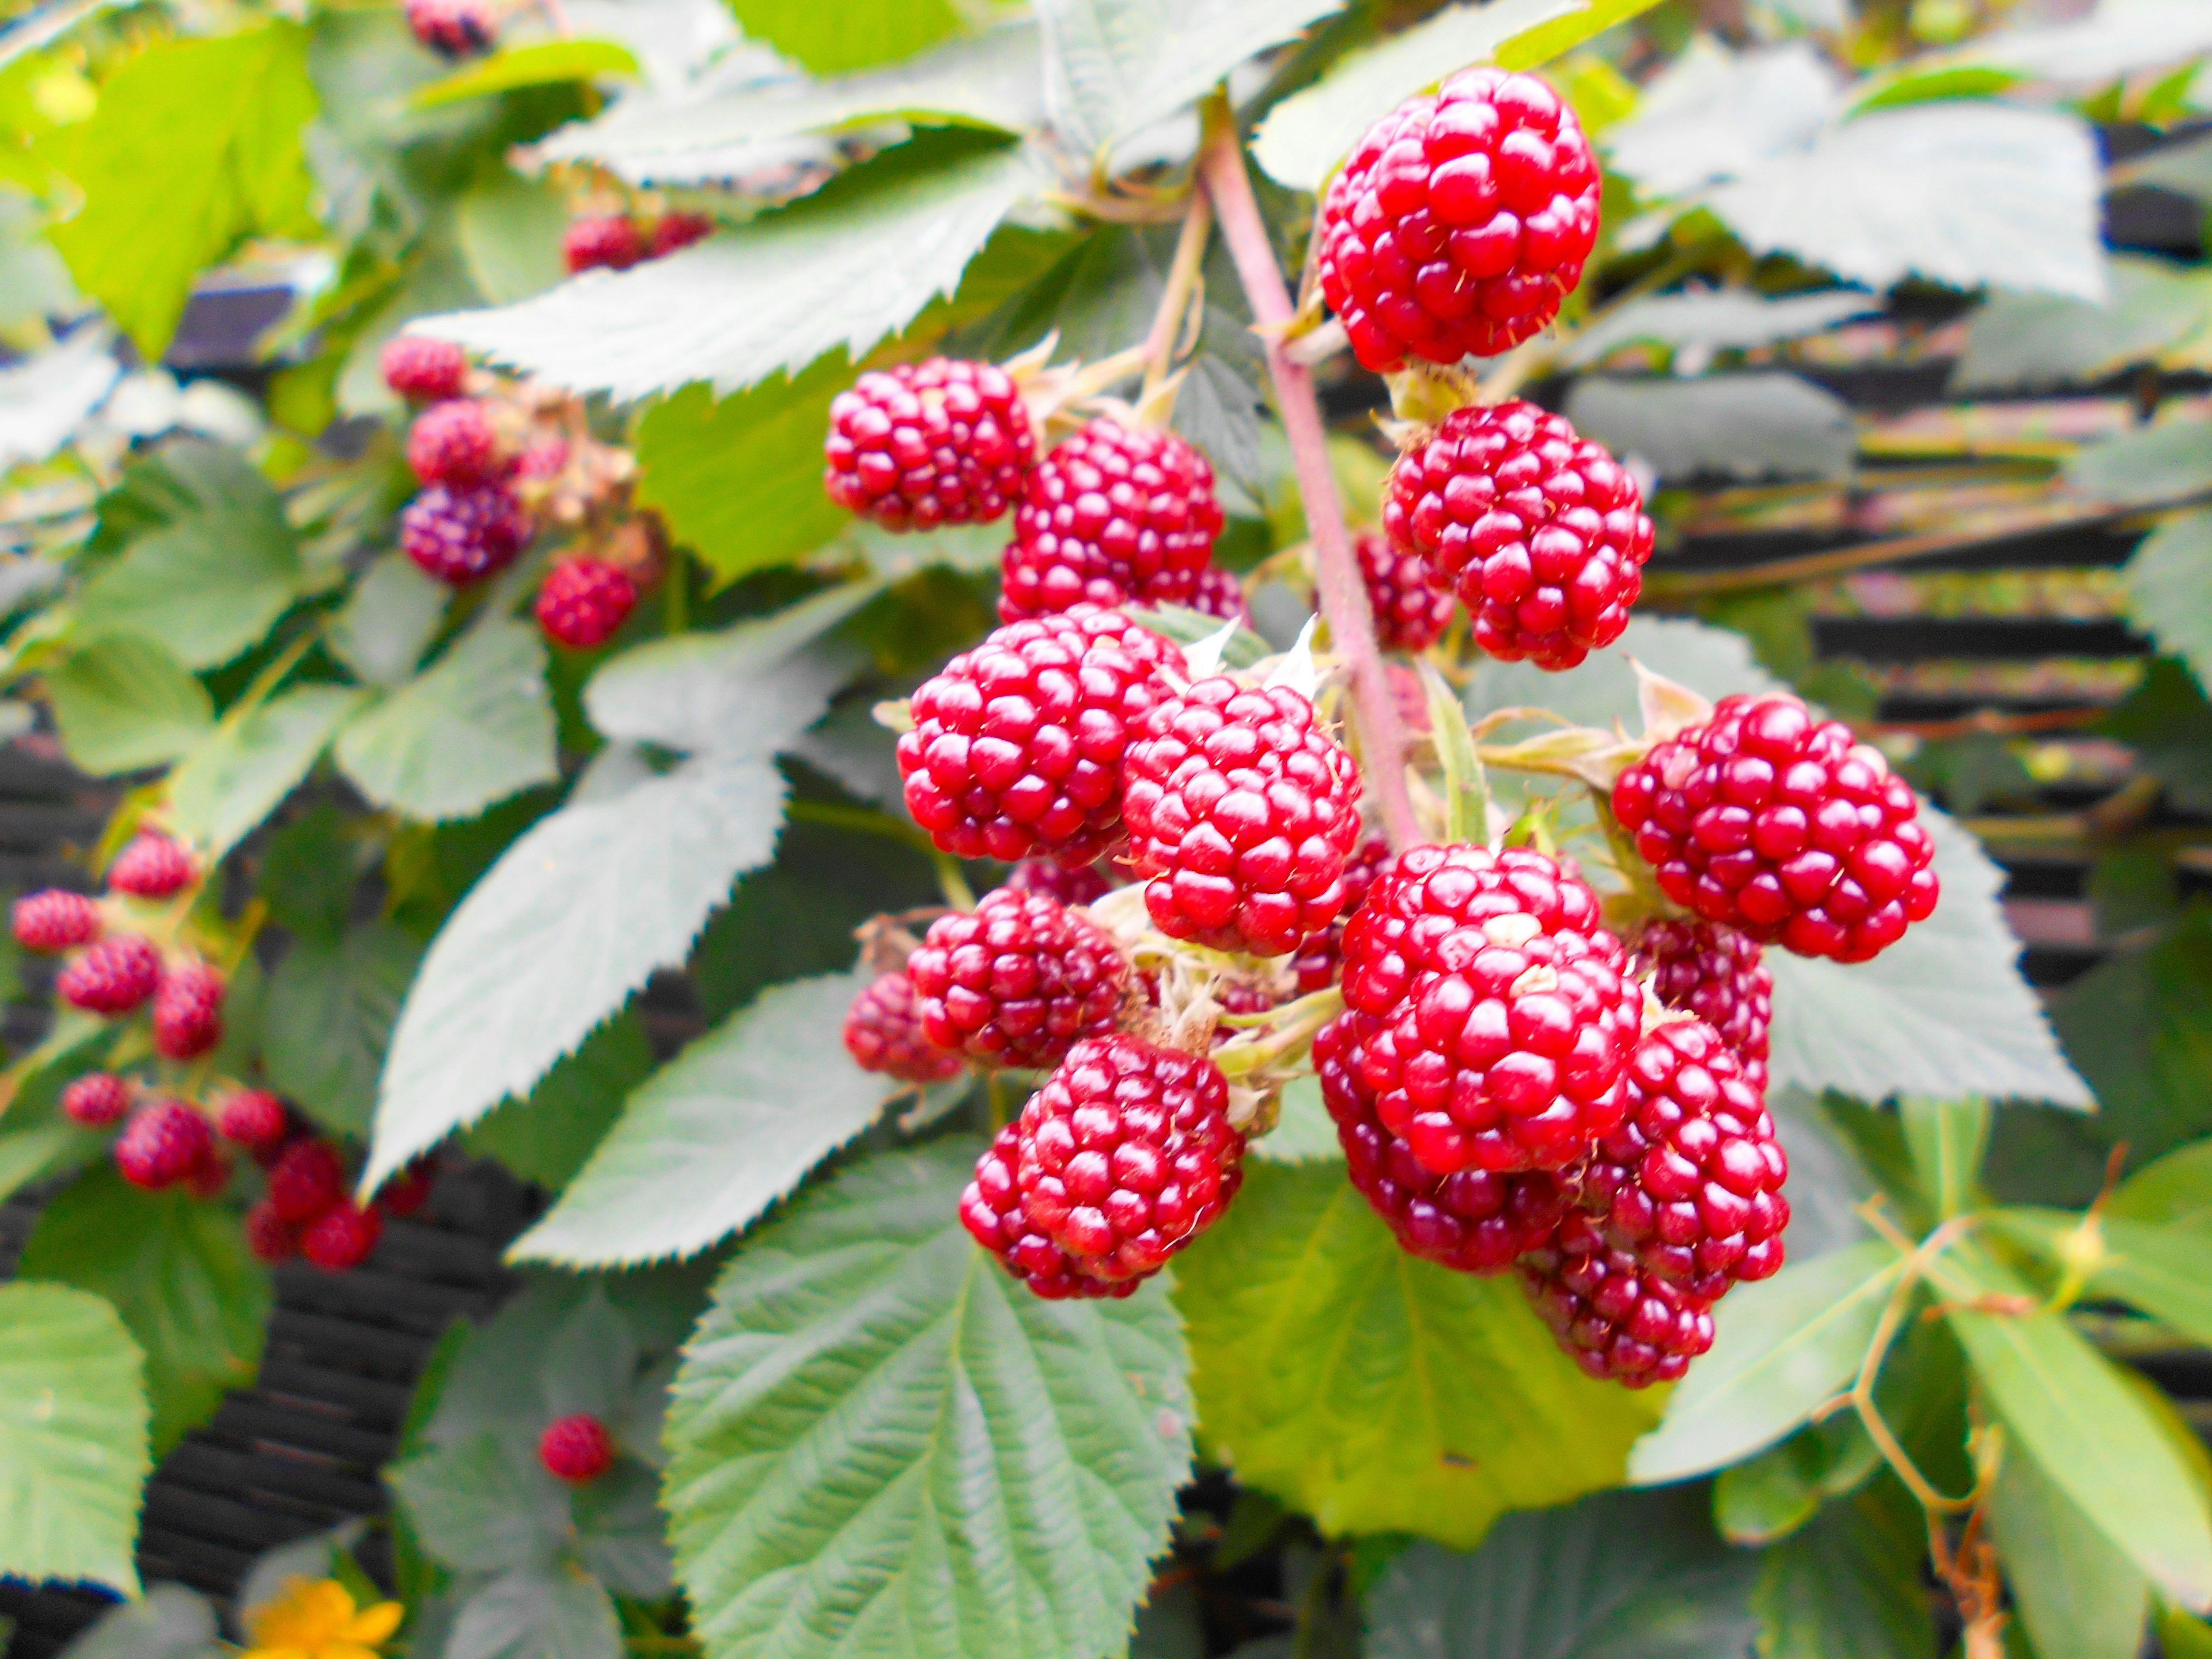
[1196,96,1419,853]
[1141,189,1214,398]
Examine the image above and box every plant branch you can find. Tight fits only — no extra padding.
[1142,188,1214,397]
[1196,97,1418,852]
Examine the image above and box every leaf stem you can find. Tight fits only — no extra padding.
[664,548,690,634]
[1141,188,1214,397]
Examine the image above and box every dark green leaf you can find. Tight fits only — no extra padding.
[1563,373,1857,483]
[571,1461,672,1599]
[2110,1138,2212,1232]
[2102,660,2212,812]
[1899,1096,1990,1221]
[463,1013,655,1192]
[1991,1208,2212,1350]
[1752,1481,1935,1659]
[168,685,368,859]
[47,634,214,775]
[265,921,425,1138]
[2052,906,2212,1169]
[389,1429,570,1573]
[1714,1415,1881,1546]
[446,1565,622,1659]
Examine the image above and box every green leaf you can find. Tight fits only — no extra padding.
[0,1281,149,1596]
[2111,1138,2212,1233]
[168,685,369,859]
[1361,1489,1759,1659]
[464,1012,656,1192]
[58,1585,221,1659]
[1558,287,1880,370]
[447,1565,622,1659]
[572,1461,675,1599]
[664,1142,1191,1659]
[1751,1482,1935,1659]
[1940,1238,2212,1610]
[331,554,450,690]
[1562,372,1855,483]
[726,0,963,75]
[1988,1434,2149,1659]
[410,39,637,108]
[265,921,425,1138]
[47,634,214,775]
[1248,1074,1341,1164]
[1714,1415,1881,1546]
[1900,1096,1990,1221]
[21,1168,271,1459]
[1994,1209,2212,1351]
[1955,257,2211,391]
[1629,1239,1906,1485]
[390,1429,571,1573]
[40,24,319,361]
[454,173,574,305]
[2066,419,2212,506]
[1176,1160,1661,1547]
[335,621,559,823]
[2126,512,2212,694]
[2052,906,2212,1166]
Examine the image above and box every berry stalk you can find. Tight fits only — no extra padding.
[1196,101,1418,853]
[1140,188,1214,397]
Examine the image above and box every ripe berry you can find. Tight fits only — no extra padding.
[1355,529,1455,653]
[185,1149,231,1200]
[406,0,493,56]
[1122,679,1364,958]
[376,1161,437,1218]
[1008,1035,1243,1284]
[907,889,1126,1070]
[1005,858,1111,907]
[1316,1010,1566,1272]
[1611,692,1940,963]
[650,211,714,256]
[535,557,637,650]
[539,1414,616,1483]
[60,1073,132,1128]
[961,1124,1141,1300]
[301,1202,383,1271]
[216,1089,290,1155]
[1628,919,1771,1092]
[1190,565,1251,626]
[381,335,467,402]
[824,359,1035,532]
[1290,833,1393,994]
[57,934,161,1015]
[245,1199,300,1264]
[515,438,569,480]
[108,832,195,899]
[1518,1232,1715,1387]
[1316,69,1599,373]
[114,1100,212,1191]
[407,399,501,488]
[267,1138,348,1226]
[152,960,225,1060]
[998,419,1224,622]
[897,607,1184,866]
[1383,401,1653,671]
[13,889,100,952]
[1338,844,1641,1175]
[843,971,964,1084]
[402,483,531,585]
[563,215,646,274]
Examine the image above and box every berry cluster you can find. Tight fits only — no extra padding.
[405,0,495,57]
[562,211,714,275]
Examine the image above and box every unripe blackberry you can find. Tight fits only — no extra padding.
[244,1199,300,1264]
[407,399,501,488]
[1004,857,1112,907]
[824,359,1035,532]
[650,212,714,256]
[998,419,1223,622]
[907,889,1125,1070]
[267,1138,347,1226]
[1290,833,1393,994]
[381,335,468,402]
[301,1202,382,1271]
[115,1100,212,1191]
[108,832,196,899]
[539,1414,615,1483]
[961,1124,1141,1300]
[843,971,964,1084]
[1316,1010,1566,1272]
[152,960,225,1060]
[60,1073,132,1128]
[216,1089,290,1156]
[1383,402,1652,670]
[535,557,637,650]
[1354,529,1455,653]
[1122,679,1365,957]
[1338,844,1641,1175]
[1190,565,1251,626]
[1611,692,1940,963]
[1628,919,1771,1092]
[897,607,1184,866]
[563,215,646,274]
[1519,1230,1715,1387]
[406,0,493,57]
[57,934,161,1015]
[1317,68,1599,373]
[13,889,100,952]
[376,1161,437,1218]
[1010,1035,1243,1284]
[402,483,531,585]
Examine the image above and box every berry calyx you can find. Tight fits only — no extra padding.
[1190,565,1251,626]
[1122,678,1365,957]
[961,1124,1142,1300]
[60,1073,132,1127]
[13,889,100,953]
[998,418,1224,623]
[1316,68,1599,373]
[1338,844,1641,1175]
[245,1199,300,1264]
[108,831,197,899]
[897,607,1184,867]
[402,483,532,585]
[843,971,964,1085]
[1611,692,1940,963]
[563,215,646,274]
[1354,529,1455,653]
[824,359,1036,532]
[650,211,714,256]
[301,1202,383,1271]
[381,335,468,402]
[1383,401,1653,671]
[152,960,225,1060]
[535,557,638,650]
[407,399,502,488]
[907,888,1126,1071]
[1628,919,1771,1092]
[217,1089,291,1156]
[406,0,493,57]
[539,1414,616,1483]
[1518,1234,1715,1387]
[267,1138,348,1226]
[114,1100,213,1191]
[57,934,161,1015]
[1290,833,1393,994]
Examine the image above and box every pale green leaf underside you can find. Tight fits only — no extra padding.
[168,685,368,859]
[1988,1433,2150,1659]
[48,635,214,776]
[2126,509,2212,695]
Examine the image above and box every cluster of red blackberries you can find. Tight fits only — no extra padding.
[562,211,713,274]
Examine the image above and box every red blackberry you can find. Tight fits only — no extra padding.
[216,1089,290,1155]
[538,1414,615,1483]
[1611,692,1940,963]
[1355,529,1455,653]
[267,1138,347,1226]
[998,419,1223,622]
[1383,401,1652,671]
[907,888,1126,1070]
[1316,69,1600,373]
[535,557,637,650]
[1122,679,1364,958]
[1316,1010,1566,1272]
[824,359,1035,532]
[301,1202,382,1271]
[563,215,646,274]
[961,1124,1141,1300]
[1290,833,1393,994]
[897,607,1184,866]
[650,211,714,256]
[13,889,100,953]
[1519,1230,1715,1387]
[185,1150,230,1200]
[843,971,964,1084]
[406,0,493,56]
[401,483,531,585]
[56,934,160,1015]
[407,399,501,488]
[1004,857,1112,906]
[151,960,225,1060]
[60,1073,132,1128]
[1628,919,1771,1092]
[515,438,569,480]
[244,1199,300,1264]
[114,1100,212,1191]
[1009,1035,1243,1284]
[1338,844,1641,1175]
[381,335,467,402]
[108,832,196,899]
[376,1161,437,1218]
[1190,565,1251,626]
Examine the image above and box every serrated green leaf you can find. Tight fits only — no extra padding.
[2111,1139,2212,1233]
[1562,373,1855,483]
[1176,1160,1660,1546]
[47,634,214,775]
[1900,1097,1990,1222]
[1955,257,2211,391]
[727,0,963,75]
[665,1141,1191,1659]
[389,1429,571,1573]
[464,1012,655,1192]
[336,621,558,823]
[410,39,637,108]
[168,685,369,859]
[448,1565,622,1659]
[2067,419,2212,506]
[1988,1435,2149,1659]
[1752,1481,1934,1659]
[266,921,424,1138]
[2126,512,2212,694]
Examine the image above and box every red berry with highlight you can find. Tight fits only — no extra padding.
[1611,692,1940,963]
[1384,401,1652,670]
[217,1089,290,1155]
[61,1073,132,1127]
[1518,1233,1715,1386]
[301,1202,382,1271]
[897,607,1184,866]
[402,483,531,585]
[381,335,467,402]
[824,359,1035,532]
[1290,833,1393,994]
[245,1199,300,1264]
[108,832,196,899]
[539,1414,615,1483]
[1122,679,1364,958]
[407,399,501,488]
[1005,858,1112,906]
[536,557,637,650]
[268,1138,348,1226]
[406,0,493,56]
[1317,69,1599,373]
[377,1161,437,1218]
[57,934,160,1014]
[114,1100,212,1191]
[1190,566,1251,626]
[962,1124,1141,1300]
[998,418,1222,622]
[13,889,100,953]
[1629,919,1771,1092]
[152,960,225,1060]
[843,971,963,1085]
[563,215,646,274]
[907,888,1126,1070]
[1355,529,1455,653]
[650,212,714,256]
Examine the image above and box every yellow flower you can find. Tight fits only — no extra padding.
[241,1578,404,1659]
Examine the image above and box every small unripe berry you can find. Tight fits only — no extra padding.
[535,557,638,650]
[13,889,100,953]
[301,1202,382,1271]
[60,1073,132,1127]
[825,358,1036,532]
[539,1414,616,1483]
[381,335,468,402]
[57,934,161,1015]
[407,399,502,488]
[563,215,646,274]
[376,1161,437,1219]
[115,1100,213,1191]
[151,960,225,1060]
[217,1089,290,1155]
[108,832,196,899]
